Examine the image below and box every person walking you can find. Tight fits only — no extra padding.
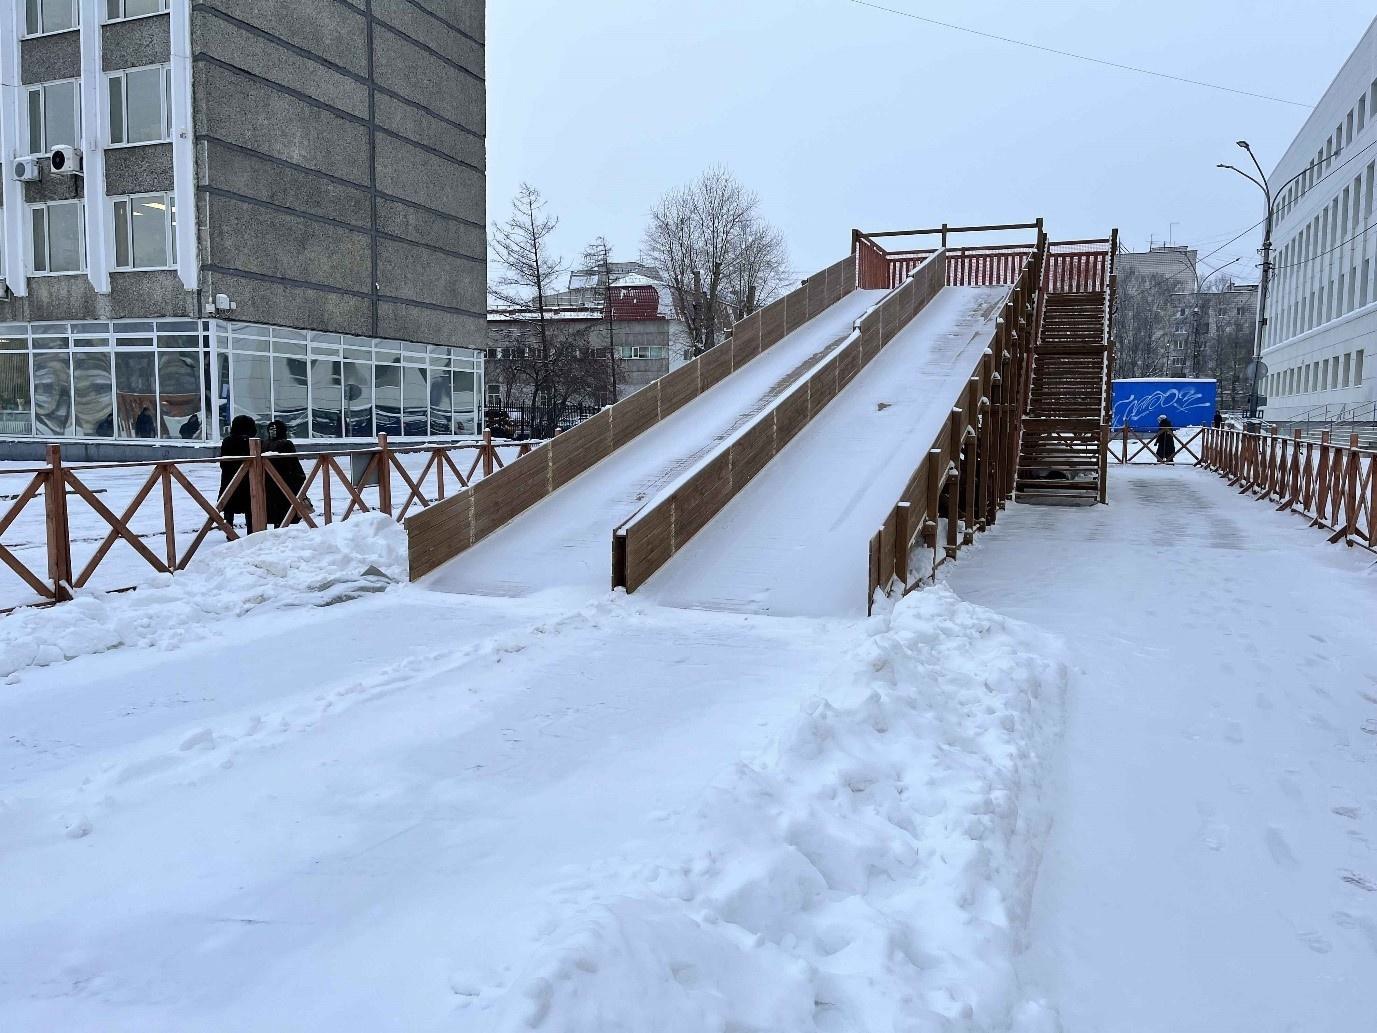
[219,415,258,534]
[263,419,307,528]
[1153,415,1177,464]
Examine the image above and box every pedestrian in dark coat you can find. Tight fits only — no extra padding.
[1154,415,1177,464]
[219,415,258,533]
[264,419,307,528]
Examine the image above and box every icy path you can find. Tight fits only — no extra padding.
[946,465,1377,1032]
[427,288,885,598]
[645,285,1008,617]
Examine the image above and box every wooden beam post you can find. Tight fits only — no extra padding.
[377,433,393,516]
[248,437,267,535]
[43,444,73,601]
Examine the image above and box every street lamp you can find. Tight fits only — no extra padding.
[1216,140,1273,419]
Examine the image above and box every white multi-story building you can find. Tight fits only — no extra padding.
[1262,17,1377,420]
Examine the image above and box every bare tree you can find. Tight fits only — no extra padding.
[642,165,789,355]
[489,185,613,436]
[1113,270,1178,378]
[581,236,623,402]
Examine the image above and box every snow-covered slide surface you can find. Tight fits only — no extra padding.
[424,288,885,598]
[644,284,1009,617]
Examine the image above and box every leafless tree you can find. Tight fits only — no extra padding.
[490,185,611,436]
[642,165,789,355]
[581,236,623,402]
[1113,270,1178,378]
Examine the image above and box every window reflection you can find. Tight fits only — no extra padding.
[74,352,114,437]
[375,363,401,436]
[310,358,343,438]
[231,350,271,427]
[115,351,156,437]
[430,368,453,435]
[272,355,309,438]
[402,364,427,436]
[344,361,372,436]
[33,353,74,437]
[158,352,201,440]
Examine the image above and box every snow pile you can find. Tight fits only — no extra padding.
[0,514,406,679]
[478,586,1068,1032]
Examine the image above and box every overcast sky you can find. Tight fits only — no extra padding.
[487,0,1375,288]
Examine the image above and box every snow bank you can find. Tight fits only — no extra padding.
[476,586,1068,1032]
[0,515,406,679]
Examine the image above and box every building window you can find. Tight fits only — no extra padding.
[105,0,169,19]
[1356,350,1365,386]
[1343,353,1353,388]
[107,65,173,146]
[25,79,81,155]
[24,0,78,35]
[29,200,86,274]
[111,193,176,269]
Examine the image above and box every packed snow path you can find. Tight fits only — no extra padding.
[948,464,1377,1031]
[645,285,1008,616]
[426,288,885,598]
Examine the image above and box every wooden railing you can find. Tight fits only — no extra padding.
[612,251,950,592]
[857,222,1044,291]
[1200,426,1375,553]
[1043,239,1114,294]
[865,250,1043,611]
[1111,425,1205,465]
[0,432,532,612]
[406,253,860,580]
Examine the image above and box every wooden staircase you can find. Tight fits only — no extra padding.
[1017,290,1111,502]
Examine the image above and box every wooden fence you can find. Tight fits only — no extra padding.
[1200,426,1375,552]
[0,433,533,612]
[865,251,1042,611]
[405,253,860,580]
[1110,425,1205,465]
[612,251,950,592]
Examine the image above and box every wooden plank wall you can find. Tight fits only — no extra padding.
[406,254,858,580]
[613,251,950,593]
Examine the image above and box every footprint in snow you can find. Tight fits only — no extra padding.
[1297,930,1332,954]
[1341,870,1377,892]
[1265,826,1301,870]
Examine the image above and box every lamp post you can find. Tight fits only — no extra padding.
[1217,141,1273,419]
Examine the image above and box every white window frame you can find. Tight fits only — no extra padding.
[106,64,173,147]
[104,0,169,23]
[25,78,82,156]
[110,192,177,271]
[23,0,80,37]
[28,199,87,276]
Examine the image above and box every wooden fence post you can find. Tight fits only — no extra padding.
[43,444,73,600]
[482,428,495,478]
[894,502,911,585]
[248,437,268,534]
[377,433,393,516]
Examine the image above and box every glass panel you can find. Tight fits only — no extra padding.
[114,351,156,437]
[27,89,42,153]
[156,319,198,332]
[402,364,427,436]
[344,360,372,436]
[113,198,130,267]
[310,357,342,438]
[33,352,73,436]
[271,336,306,358]
[30,207,46,272]
[229,350,270,428]
[375,363,401,436]
[158,351,200,439]
[453,371,476,435]
[271,355,308,439]
[131,194,169,266]
[0,337,28,351]
[32,336,68,350]
[26,0,39,36]
[47,202,83,273]
[125,67,163,143]
[157,333,198,350]
[44,81,78,151]
[125,0,165,17]
[40,0,77,32]
[429,366,452,435]
[0,354,32,435]
[73,352,113,437]
[107,75,124,144]
[73,336,106,348]
[106,0,119,19]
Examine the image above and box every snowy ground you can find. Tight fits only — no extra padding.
[0,509,1067,1032]
[2,462,1372,1031]
[947,464,1377,1031]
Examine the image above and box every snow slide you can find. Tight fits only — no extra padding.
[424,288,885,598]
[643,285,1009,617]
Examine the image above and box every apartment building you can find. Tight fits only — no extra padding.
[0,0,485,456]
[1261,17,1376,419]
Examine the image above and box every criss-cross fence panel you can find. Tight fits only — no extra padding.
[1110,426,1205,465]
[1200,426,1375,553]
[0,432,534,613]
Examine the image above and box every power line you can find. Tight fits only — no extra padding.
[846,1,1313,109]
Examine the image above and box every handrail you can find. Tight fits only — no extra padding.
[864,221,1043,239]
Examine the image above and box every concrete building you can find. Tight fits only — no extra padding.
[1117,245,1199,293]
[1168,282,1259,409]
[0,0,485,456]
[1262,17,1377,420]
